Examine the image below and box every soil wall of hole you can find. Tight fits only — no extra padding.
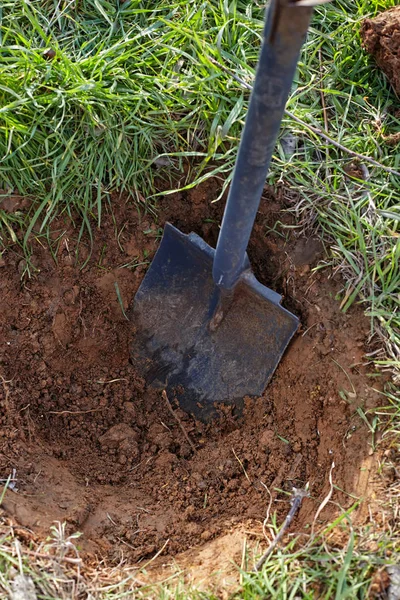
[0,180,381,578]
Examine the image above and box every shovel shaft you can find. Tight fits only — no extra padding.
[213,0,313,290]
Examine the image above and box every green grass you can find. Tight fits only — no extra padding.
[0,510,398,599]
[0,0,399,597]
[0,0,263,241]
[240,530,392,599]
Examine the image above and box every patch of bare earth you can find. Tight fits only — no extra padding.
[0,180,386,589]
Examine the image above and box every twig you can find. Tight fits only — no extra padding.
[92,378,128,384]
[259,454,302,542]
[16,547,82,564]
[116,535,141,551]
[232,448,251,484]
[162,390,197,453]
[284,111,400,177]
[106,513,118,526]
[253,487,309,572]
[137,538,169,572]
[302,322,318,337]
[207,56,400,178]
[14,539,23,575]
[48,408,105,416]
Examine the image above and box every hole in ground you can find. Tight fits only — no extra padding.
[0,179,382,572]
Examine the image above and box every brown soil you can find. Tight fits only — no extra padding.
[361,6,400,96]
[0,180,382,580]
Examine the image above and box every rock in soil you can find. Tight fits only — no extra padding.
[10,574,37,600]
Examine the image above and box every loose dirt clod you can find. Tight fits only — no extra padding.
[0,180,383,570]
[361,7,400,96]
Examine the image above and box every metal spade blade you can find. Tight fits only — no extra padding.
[130,0,319,419]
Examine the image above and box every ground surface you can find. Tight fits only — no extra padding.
[0,180,382,577]
[361,6,400,96]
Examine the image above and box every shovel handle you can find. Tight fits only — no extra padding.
[212,0,314,290]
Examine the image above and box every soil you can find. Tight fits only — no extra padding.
[361,6,400,96]
[0,179,383,582]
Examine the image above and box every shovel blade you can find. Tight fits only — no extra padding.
[130,223,299,419]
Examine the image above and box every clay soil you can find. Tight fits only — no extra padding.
[361,6,400,96]
[0,179,382,579]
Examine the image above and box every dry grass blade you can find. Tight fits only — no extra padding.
[312,461,335,536]
[162,390,197,453]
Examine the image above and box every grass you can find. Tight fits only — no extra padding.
[0,507,398,599]
[0,0,399,598]
[0,0,263,242]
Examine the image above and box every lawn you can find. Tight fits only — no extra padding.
[0,0,399,597]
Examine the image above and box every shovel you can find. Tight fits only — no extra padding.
[130,0,315,419]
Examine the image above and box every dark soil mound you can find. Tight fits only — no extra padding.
[0,180,381,566]
[361,6,400,96]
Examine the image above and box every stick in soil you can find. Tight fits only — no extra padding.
[232,447,251,484]
[48,408,105,416]
[253,487,309,572]
[162,390,197,453]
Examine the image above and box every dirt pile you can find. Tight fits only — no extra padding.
[0,181,381,569]
[361,6,400,96]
